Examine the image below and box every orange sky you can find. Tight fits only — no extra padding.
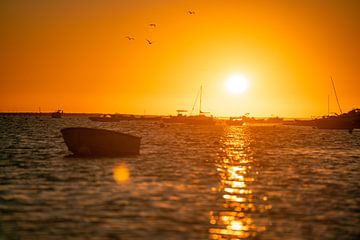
[1,0,359,117]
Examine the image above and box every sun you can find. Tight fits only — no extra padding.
[225,74,249,95]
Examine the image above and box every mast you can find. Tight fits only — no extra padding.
[199,84,202,114]
[327,94,330,116]
[330,76,342,114]
[190,84,204,115]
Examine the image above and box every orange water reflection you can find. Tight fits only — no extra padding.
[209,127,271,239]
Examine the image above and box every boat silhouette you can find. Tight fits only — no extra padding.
[314,78,359,131]
[51,110,63,118]
[89,115,121,122]
[89,114,161,122]
[61,127,141,156]
[226,117,244,126]
[314,109,360,131]
[163,85,215,125]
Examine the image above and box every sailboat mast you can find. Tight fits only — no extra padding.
[199,85,202,114]
[327,94,330,116]
[330,76,342,114]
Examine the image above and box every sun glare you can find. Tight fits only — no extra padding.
[225,75,249,95]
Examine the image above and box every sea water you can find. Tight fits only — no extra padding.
[0,116,359,239]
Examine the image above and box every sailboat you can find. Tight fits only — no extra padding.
[314,77,360,132]
[315,109,360,130]
[163,85,216,125]
[51,109,63,118]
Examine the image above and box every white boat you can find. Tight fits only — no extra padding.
[61,127,141,156]
[226,117,244,126]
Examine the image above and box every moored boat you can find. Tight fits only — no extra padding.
[163,112,215,125]
[89,115,121,122]
[314,78,360,131]
[89,114,161,122]
[226,117,244,126]
[61,127,141,156]
[51,110,63,118]
[163,85,216,125]
[314,108,360,131]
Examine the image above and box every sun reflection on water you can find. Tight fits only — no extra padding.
[209,127,271,239]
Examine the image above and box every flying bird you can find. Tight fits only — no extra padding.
[149,23,156,27]
[188,10,195,15]
[146,39,153,45]
[125,36,135,40]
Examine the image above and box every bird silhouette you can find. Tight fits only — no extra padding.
[149,23,156,27]
[188,10,195,15]
[146,39,153,45]
[125,36,135,40]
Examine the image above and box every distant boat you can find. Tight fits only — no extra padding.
[112,114,161,121]
[163,114,215,125]
[264,116,284,123]
[163,85,215,125]
[283,119,316,126]
[314,109,360,131]
[61,127,141,156]
[51,110,63,118]
[89,115,121,122]
[89,114,161,122]
[226,117,244,126]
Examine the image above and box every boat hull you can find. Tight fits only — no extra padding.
[226,120,244,126]
[51,112,62,118]
[88,117,120,122]
[314,118,356,130]
[89,116,161,122]
[163,116,215,125]
[314,109,360,130]
[61,127,141,156]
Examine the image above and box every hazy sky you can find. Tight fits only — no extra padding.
[1,0,359,117]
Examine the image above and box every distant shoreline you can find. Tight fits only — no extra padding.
[0,112,163,118]
[0,112,312,120]
[0,112,107,117]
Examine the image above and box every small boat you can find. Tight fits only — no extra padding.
[89,115,121,122]
[163,112,215,125]
[163,85,216,125]
[51,110,63,118]
[112,114,161,121]
[283,119,316,126]
[184,114,215,125]
[61,127,141,156]
[226,117,244,126]
[89,114,161,122]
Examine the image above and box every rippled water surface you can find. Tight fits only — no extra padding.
[0,116,359,239]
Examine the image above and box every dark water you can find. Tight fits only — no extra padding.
[0,116,359,239]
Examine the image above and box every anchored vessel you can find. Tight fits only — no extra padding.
[88,115,122,122]
[51,110,63,118]
[61,127,141,156]
[314,109,360,130]
[226,117,244,126]
[163,85,215,125]
[89,114,161,122]
[314,77,359,131]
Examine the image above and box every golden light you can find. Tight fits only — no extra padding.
[225,74,249,95]
[113,163,130,184]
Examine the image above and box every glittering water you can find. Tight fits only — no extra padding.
[0,116,359,239]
